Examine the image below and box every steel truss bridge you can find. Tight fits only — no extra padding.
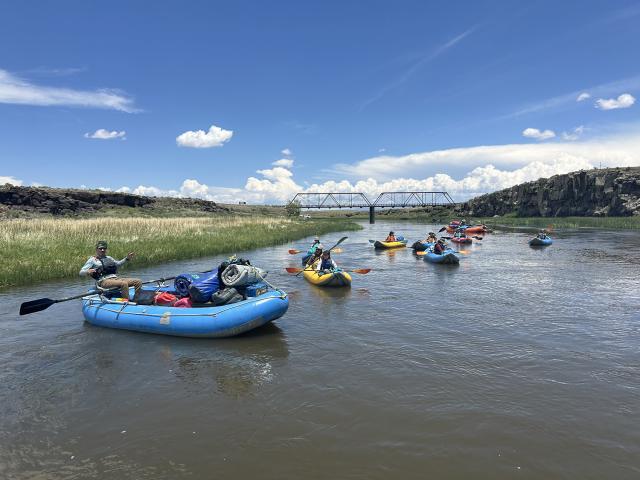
[288,191,456,223]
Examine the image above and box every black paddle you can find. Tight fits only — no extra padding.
[19,271,214,316]
[297,236,348,276]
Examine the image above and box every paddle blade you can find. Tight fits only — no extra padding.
[415,251,427,256]
[351,268,371,274]
[368,239,376,244]
[285,267,303,274]
[456,250,471,255]
[20,298,55,315]
[288,249,302,255]
[438,227,446,232]
[473,236,483,241]
[331,248,343,254]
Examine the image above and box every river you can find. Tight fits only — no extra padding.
[1,221,639,479]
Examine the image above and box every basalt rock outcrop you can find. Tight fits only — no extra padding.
[0,184,230,215]
[462,167,640,217]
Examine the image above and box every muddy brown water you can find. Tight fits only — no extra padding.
[1,222,639,479]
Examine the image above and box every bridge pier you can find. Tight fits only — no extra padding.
[369,206,375,224]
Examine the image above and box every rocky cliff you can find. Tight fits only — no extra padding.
[463,167,640,217]
[0,184,230,216]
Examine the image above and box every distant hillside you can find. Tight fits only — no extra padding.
[462,167,640,217]
[0,184,283,217]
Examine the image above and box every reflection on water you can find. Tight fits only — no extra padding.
[1,223,640,479]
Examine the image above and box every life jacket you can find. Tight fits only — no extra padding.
[385,236,396,242]
[319,258,334,270]
[91,256,118,280]
[434,243,445,254]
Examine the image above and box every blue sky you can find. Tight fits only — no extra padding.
[1,0,639,202]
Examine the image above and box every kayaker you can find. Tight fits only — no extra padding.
[316,250,337,273]
[305,244,324,266]
[80,240,142,300]
[433,239,446,255]
[454,228,467,239]
[308,236,321,255]
[385,231,397,242]
[423,232,437,243]
[537,229,548,239]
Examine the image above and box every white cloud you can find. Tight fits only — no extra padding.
[333,132,640,181]
[562,125,586,141]
[577,92,591,102]
[84,128,126,140]
[0,69,138,112]
[595,93,636,110]
[281,148,292,156]
[0,175,23,185]
[272,158,294,168]
[176,124,233,148]
[522,128,556,141]
[74,128,640,204]
[506,74,640,118]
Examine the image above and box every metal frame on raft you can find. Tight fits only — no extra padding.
[288,191,456,223]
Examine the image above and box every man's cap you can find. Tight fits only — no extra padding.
[314,236,320,241]
[96,240,108,249]
[316,244,324,250]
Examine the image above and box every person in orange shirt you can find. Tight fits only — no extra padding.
[385,231,397,242]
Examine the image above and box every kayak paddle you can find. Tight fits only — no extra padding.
[285,267,371,274]
[288,248,343,254]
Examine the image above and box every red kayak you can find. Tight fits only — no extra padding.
[451,236,472,244]
[446,225,488,234]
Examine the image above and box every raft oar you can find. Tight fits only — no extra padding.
[288,248,343,254]
[19,271,213,316]
[285,267,371,274]
[438,226,447,233]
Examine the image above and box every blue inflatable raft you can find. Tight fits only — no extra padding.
[411,241,434,251]
[529,236,553,246]
[423,248,460,264]
[81,287,289,338]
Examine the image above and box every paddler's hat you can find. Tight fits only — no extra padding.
[96,240,108,249]
[316,244,324,250]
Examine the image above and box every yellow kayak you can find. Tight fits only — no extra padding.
[373,240,407,249]
[303,267,352,287]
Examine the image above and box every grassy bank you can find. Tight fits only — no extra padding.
[0,216,361,290]
[474,215,640,230]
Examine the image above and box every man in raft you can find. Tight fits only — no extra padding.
[80,240,142,300]
[305,244,324,267]
[433,238,446,255]
[385,231,397,242]
[423,232,437,243]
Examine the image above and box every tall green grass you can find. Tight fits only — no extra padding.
[474,216,640,230]
[0,216,361,289]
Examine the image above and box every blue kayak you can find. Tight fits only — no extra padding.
[529,236,553,246]
[411,241,434,251]
[423,248,460,264]
[81,287,289,337]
